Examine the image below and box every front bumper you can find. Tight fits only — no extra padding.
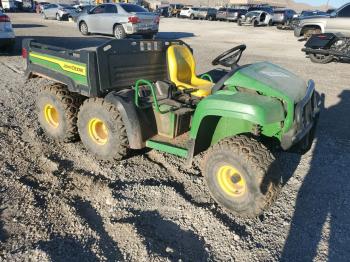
[281,80,320,150]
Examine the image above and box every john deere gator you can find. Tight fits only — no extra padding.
[23,39,320,217]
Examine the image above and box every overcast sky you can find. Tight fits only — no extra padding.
[295,0,348,7]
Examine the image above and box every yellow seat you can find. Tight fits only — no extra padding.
[167,45,213,97]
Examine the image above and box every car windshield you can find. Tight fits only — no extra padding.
[120,4,147,13]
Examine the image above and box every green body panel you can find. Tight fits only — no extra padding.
[224,62,307,132]
[29,52,88,86]
[146,140,188,158]
[190,90,285,140]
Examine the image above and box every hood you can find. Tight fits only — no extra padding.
[226,62,307,103]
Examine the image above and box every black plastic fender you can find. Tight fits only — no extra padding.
[104,90,144,149]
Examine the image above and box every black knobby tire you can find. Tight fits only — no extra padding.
[114,25,126,40]
[79,21,89,35]
[77,98,129,160]
[37,83,83,142]
[203,135,281,217]
[309,53,334,64]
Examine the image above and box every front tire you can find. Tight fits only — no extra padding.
[77,98,129,160]
[114,24,126,39]
[36,83,83,142]
[203,136,281,217]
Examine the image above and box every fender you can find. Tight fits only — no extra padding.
[104,90,144,149]
[190,91,285,140]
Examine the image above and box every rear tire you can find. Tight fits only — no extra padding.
[79,21,89,35]
[37,83,83,142]
[203,135,281,217]
[114,24,127,39]
[77,98,129,160]
[309,53,334,64]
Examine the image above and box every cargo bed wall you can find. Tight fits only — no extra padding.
[23,39,100,97]
[95,40,187,93]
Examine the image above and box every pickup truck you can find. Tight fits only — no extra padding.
[294,3,350,38]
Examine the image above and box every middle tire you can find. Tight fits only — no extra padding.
[77,98,129,160]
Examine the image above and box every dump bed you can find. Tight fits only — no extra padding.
[23,39,189,97]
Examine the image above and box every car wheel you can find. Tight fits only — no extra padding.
[268,19,273,26]
[114,25,126,39]
[56,13,61,21]
[79,21,89,36]
[253,19,259,27]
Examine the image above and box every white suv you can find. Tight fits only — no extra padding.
[0,11,15,51]
[179,7,200,19]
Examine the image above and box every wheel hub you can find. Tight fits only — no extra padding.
[88,118,108,145]
[44,104,59,128]
[217,165,246,197]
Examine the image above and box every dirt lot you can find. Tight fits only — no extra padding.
[0,13,350,261]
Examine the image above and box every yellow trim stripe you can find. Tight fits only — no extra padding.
[30,52,87,76]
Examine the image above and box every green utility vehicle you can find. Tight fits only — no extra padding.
[23,39,320,217]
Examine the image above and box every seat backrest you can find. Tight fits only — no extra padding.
[167,45,195,85]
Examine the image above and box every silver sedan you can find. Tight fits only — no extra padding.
[77,3,160,39]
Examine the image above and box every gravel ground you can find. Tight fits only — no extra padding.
[0,13,350,262]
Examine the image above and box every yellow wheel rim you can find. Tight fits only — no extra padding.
[88,118,108,145]
[217,165,246,197]
[44,104,59,128]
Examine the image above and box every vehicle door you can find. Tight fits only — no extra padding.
[326,4,350,37]
[86,4,107,33]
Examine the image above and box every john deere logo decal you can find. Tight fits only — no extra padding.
[29,52,87,76]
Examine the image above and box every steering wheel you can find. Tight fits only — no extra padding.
[212,45,247,68]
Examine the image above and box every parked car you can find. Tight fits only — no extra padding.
[226,9,248,22]
[1,0,16,12]
[299,10,328,18]
[42,4,78,21]
[294,3,350,38]
[71,5,95,22]
[179,7,200,19]
[238,10,273,26]
[0,11,15,51]
[197,7,217,20]
[169,4,183,17]
[155,6,170,17]
[216,7,227,21]
[77,3,160,39]
[273,9,296,25]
